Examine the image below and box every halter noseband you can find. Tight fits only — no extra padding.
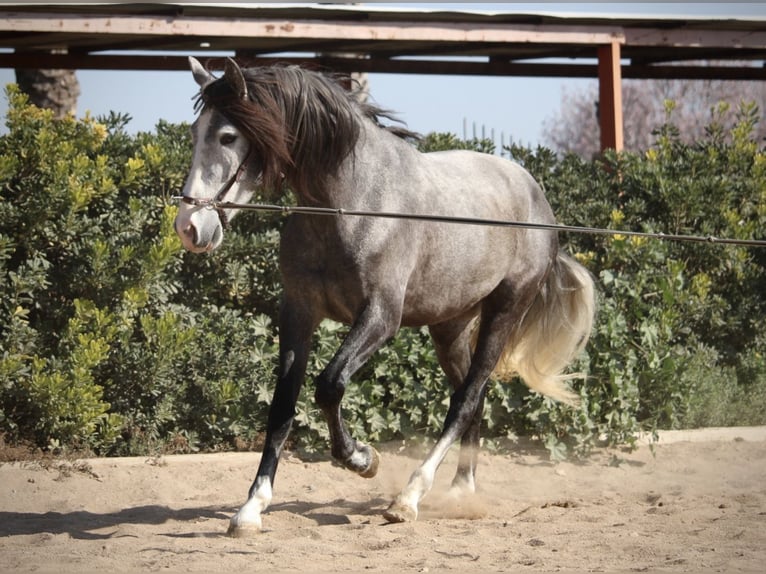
[178,146,253,229]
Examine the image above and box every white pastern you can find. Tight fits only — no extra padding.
[227,478,272,536]
[406,463,435,502]
[447,474,476,499]
[386,438,459,522]
[388,462,437,521]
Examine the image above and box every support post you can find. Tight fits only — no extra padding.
[597,41,624,152]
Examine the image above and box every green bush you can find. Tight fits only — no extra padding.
[1,86,764,460]
[506,100,766,456]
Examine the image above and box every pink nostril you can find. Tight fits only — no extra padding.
[185,224,198,245]
[176,220,198,245]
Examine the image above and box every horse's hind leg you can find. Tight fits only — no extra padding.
[386,281,538,523]
[450,386,488,494]
[429,315,484,494]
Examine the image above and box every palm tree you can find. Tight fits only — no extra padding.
[15,65,80,119]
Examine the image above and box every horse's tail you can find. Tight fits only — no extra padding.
[493,252,596,406]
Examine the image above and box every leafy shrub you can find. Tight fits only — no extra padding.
[507,100,766,456]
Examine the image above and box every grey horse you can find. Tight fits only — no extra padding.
[175,57,596,536]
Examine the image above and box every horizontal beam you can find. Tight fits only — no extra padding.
[1,53,764,81]
[624,27,766,50]
[625,63,766,80]
[0,12,625,46]
[4,13,764,53]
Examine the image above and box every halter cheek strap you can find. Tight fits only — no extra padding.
[179,146,253,229]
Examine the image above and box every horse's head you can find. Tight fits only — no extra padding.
[175,57,397,252]
[175,57,259,253]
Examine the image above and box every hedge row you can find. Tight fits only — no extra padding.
[1,87,764,459]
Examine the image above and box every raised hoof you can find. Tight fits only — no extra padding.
[358,446,381,479]
[383,500,418,523]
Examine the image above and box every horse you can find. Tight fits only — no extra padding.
[175,57,596,537]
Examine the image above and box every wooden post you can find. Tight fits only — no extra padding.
[597,41,624,152]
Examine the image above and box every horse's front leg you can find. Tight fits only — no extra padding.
[315,301,399,478]
[228,301,317,537]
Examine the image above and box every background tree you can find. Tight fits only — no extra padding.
[543,71,766,156]
[14,69,79,119]
[15,50,79,119]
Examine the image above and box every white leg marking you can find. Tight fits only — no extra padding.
[448,472,476,499]
[228,477,272,536]
[385,438,455,523]
[397,462,437,515]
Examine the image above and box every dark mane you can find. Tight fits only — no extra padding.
[196,65,417,197]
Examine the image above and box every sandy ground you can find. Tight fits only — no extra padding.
[2,427,765,573]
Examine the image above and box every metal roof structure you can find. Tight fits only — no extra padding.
[1,3,765,150]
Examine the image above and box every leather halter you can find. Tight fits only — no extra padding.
[178,146,252,229]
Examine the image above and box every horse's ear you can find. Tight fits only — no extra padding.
[224,57,249,101]
[189,56,215,89]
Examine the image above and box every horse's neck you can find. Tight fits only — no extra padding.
[292,119,417,208]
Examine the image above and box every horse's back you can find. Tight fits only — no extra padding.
[418,149,551,220]
[394,149,559,325]
[413,149,558,261]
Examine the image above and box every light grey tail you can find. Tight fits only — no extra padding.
[494,252,596,406]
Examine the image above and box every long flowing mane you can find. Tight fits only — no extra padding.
[195,65,416,197]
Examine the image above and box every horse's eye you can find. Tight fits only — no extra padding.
[220,133,237,146]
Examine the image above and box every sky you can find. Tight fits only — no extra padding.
[1,2,764,147]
